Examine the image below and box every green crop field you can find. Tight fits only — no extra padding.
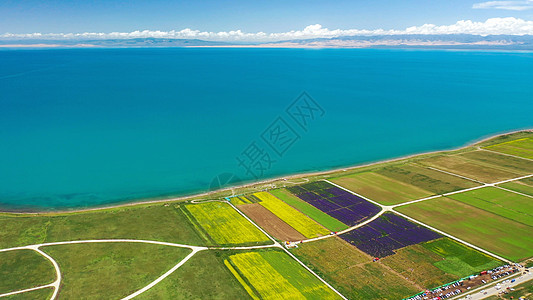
[41,242,191,299]
[0,204,205,249]
[2,287,54,300]
[253,192,330,238]
[184,202,270,245]
[421,238,501,277]
[270,188,348,232]
[500,177,533,196]
[137,250,250,299]
[0,249,55,295]
[417,155,522,183]
[292,237,419,300]
[396,197,533,261]
[449,187,533,227]
[376,163,481,195]
[459,150,533,174]
[331,171,432,205]
[226,250,340,300]
[485,137,533,159]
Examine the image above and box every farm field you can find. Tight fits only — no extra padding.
[0,249,55,295]
[459,150,533,174]
[375,163,481,195]
[238,203,305,241]
[500,177,533,196]
[417,154,522,183]
[292,237,420,299]
[2,288,54,300]
[448,187,533,227]
[484,137,533,159]
[41,242,191,299]
[270,188,348,232]
[253,192,330,238]
[137,250,250,299]
[340,213,441,257]
[0,204,205,249]
[331,171,432,205]
[287,182,381,226]
[226,250,340,299]
[184,201,271,245]
[396,197,533,261]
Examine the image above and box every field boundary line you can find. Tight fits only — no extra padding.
[426,167,486,184]
[121,249,202,300]
[479,147,533,162]
[0,284,53,298]
[494,185,533,199]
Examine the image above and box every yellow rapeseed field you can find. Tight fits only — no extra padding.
[254,192,329,238]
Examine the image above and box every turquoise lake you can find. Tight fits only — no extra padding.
[1,48,532,210]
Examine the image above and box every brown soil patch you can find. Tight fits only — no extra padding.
[239,203,305,241]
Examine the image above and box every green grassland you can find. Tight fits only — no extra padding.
[184,202,271,246]
[500,177,533,196]
[41,242,191,299]
[417,155,522,183]
[421,238,501,277]
[269,188,348,232]
[449,187,533,227]
[331,171,433,205]
[459,150,533,174]
[396,197,533,262]
[292,237,420,300]
[376,163,481,195]
[226,250,340,300]
[253,192,330,238]
[0,204,205,249]
[0,249,55,294]
[485,137,533,159]
[2,287,54,300]
[137,250,250,300]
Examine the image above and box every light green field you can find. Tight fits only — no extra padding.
[500,177,533,196]
[0,249,55,295]
[253,192,330,238]
[449,187,533,227]
[292,237,419,300]
[485,137,533,159]
[0,204,205,249]
[184,202,270,246]
[331,171,433,205]
[227,250,340,300]
[396,197,533,261]
[376,163,481,195]
[137,250,250,299]
[421,238,501,277]
[41,242,191,299]
[270,188,348,232]
[417,155,522,183]
[2,287,54,300]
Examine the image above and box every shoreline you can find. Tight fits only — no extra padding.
[2,128,532,215]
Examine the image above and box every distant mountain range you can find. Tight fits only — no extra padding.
[2,35,533,49]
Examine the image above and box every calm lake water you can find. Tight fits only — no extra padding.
[1,48,532,210]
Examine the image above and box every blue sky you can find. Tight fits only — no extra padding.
[1,0,533,40]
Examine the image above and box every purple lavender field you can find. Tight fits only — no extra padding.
[340,213,442,257]
[287,181,380,226]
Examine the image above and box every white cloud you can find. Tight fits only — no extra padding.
[2,18,533,42]
[473,0,533,10]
